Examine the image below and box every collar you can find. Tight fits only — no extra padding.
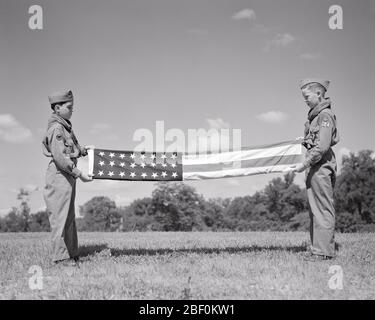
[307,98,331,122]
[47,113,72,132]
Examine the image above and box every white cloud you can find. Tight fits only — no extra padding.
[89,123,119,141]
[114,194,131,206]
[0,114,33,143]
[264,33,295,52]
[186,118,239,154]
[256,111,289,124]
[0,208,11,217]
[338,147,351,157]
[299,53,322,60]
[336,147,351,170]
[206,118,230,130]
[232,9,256,22]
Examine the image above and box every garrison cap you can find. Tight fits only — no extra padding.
[299,79,330,91]
[48,90,74,105]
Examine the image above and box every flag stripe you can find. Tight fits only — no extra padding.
[184,139,301,155]
[183,143,301,165]
[182,140,302,180]
[183,164,295,180]
[183,154,301,173]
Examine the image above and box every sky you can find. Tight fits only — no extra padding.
[1,0,374,216]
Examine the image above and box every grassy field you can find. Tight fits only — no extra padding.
[0,231,374,300]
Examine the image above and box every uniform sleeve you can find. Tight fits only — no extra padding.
[50,128,82,178]
[302,114,334,169]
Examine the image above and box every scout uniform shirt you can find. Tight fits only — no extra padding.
[42,113,87,177]
[302,98,340,169]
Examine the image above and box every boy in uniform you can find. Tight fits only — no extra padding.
[42,90,93,265]
[289,79,340,261]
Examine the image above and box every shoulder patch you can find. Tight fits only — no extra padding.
[321,118,331,127]
[53,127,65,141]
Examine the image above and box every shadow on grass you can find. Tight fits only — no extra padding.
[78,243,341,259]
[109,245,308,257]
[79,244,109,258]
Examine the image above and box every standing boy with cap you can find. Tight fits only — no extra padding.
[288,79,340,261]
[42,90,93,266]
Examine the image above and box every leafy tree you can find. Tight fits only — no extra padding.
[150,182,207,231]
[1,207,23,232]
[202,197,232,230]
[28,210,50,232]
[264,173,307,223]
[80,196,122,231]
[0,189,32,232]
[335,150,375,224]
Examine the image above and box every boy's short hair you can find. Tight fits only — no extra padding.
[303,82,327,97]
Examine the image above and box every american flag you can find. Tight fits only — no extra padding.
[88,139,302,181]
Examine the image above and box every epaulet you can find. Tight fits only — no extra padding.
[47,122,64,137]
[319,108,336,121]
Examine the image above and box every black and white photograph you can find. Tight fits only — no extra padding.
[0,0,374,305]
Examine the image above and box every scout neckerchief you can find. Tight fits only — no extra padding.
[307,98,331,122]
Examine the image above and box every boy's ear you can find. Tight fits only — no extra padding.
[51,103,60,112]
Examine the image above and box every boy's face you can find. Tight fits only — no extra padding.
[55,101,74,120]
[301,87,320,109]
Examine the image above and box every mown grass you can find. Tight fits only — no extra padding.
[0,232,374,299]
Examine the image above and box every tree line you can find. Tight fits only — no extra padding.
[1,150,375,233]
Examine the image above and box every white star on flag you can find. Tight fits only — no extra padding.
[172,172,178,178]
[130,163,136,168]
[161,163,167,168]
[171,154,177,160]
[99,152,105,156]
[150,154,156,160]
[108,171,114,177]
[99,161,105,166]
[151,162,156,167]
[140,154,146,160]
[140,162,146,168]
[162,172,167,178]
[152,172,158,179]
[161,154,167,159]
[98,171,104,176]
[119,172,125,177]
[130,172,136,178]
[109,153,115,158]
[171,163,176,168]
[119,154,125,159]
[130,153,135,159]
[109,161,115,166]
[120,162,125,167]
[141,172,147,178]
